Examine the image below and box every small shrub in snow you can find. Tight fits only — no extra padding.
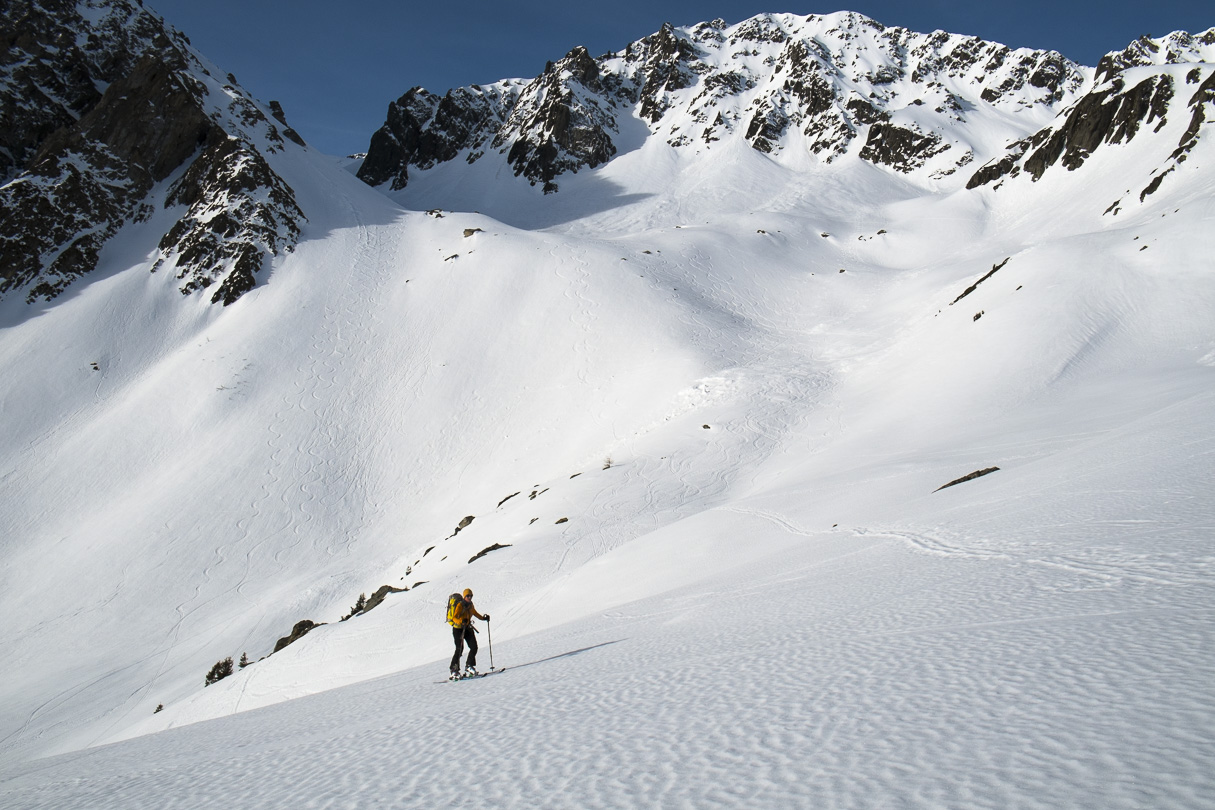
[205,657,233,687]
[342,593,367,621]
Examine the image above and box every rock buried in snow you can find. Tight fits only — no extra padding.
[361,584,407,614]
[950,257,1010,305]
[445,516,476,541]
[468,543,512,564]
[935,467,1001,492]
[273,619,321,653]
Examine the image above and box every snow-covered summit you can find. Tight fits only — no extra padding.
[359,11,1091,192]
[1096,27,1215,80]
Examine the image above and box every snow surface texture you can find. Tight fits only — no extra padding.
[1,14,1214,810]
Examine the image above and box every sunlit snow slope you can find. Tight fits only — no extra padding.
[1,16,1214,810]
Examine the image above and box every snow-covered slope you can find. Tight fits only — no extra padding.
[0,8,1213,808]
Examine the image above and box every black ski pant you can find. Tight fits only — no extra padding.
[450,625,478,672]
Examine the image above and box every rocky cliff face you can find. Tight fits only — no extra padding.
[966,30,1215,201]
[494,46,621,193]
[359,12,1090,192]
[0,0,169,184]
[0,0,307,305]
[357,81,523,191]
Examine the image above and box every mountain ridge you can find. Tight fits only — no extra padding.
[3,5,1212,307]
[357,11,1096,193]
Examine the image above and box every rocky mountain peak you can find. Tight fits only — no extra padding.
[555,46,602,91]
[493,45,623,192]
[1,0,309,306]
[357,81,523,190]
[357,12,1096,195]
[1096,28,1215,82]
[967,29,1214,207]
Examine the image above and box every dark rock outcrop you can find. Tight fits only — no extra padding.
[951,258,1011,305]
[968,72,1176,189]
[631,23,699,123]
[0,0,175,184]
[1171,69,1215,162]
[1,47,218,300]
[267,100,306,146]
[859,122,950,172]
[846,98,890,126]
[154,136,305,304]
[273,619,321,653]
[468,543,512,564]
[495,46,620,192]
[357,83,521,190]
[966,145,1027,189]
[968,30,1215,192]
[342,584,409,617]
[0,0,307,306]
[1022,74,1173,180]
[769,38,854,158]
[935,467,1000,492]
[745,100,790,153]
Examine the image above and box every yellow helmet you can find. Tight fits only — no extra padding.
[463,588,473,598]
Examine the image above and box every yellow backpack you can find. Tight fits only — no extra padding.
[446,593,469,628]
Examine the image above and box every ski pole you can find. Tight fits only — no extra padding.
[487,618,494,671]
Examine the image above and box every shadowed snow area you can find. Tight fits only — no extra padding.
[2,43,1215,808]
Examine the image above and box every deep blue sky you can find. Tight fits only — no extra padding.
[147,1,1212,156]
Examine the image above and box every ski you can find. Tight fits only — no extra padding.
[436,668,505,684]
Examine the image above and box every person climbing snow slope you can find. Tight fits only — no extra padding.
[447,588,489,680]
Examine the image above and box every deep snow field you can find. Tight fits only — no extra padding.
[1,90,1213,807]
